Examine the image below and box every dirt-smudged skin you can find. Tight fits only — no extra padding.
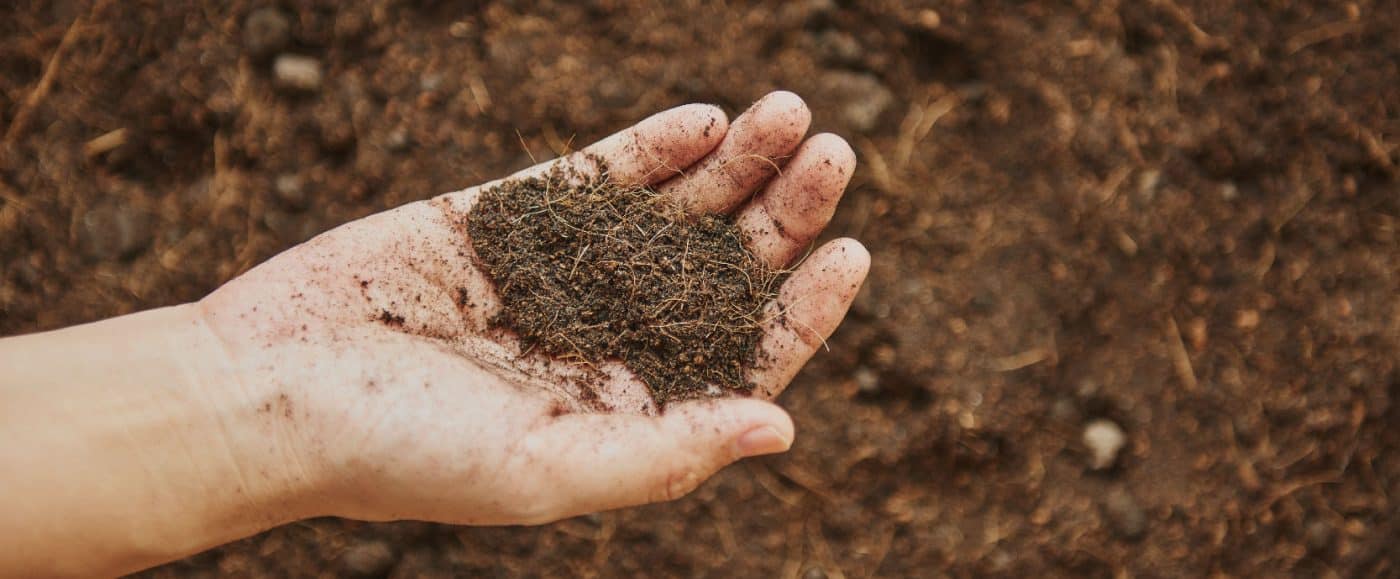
[466,162,783,407]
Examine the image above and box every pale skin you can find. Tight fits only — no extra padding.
[0,91,869,577]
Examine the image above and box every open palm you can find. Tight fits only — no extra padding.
[198,91,868,525]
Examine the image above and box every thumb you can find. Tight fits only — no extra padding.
[522,398,793,521]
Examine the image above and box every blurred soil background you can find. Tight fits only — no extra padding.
[1,0,1397,576]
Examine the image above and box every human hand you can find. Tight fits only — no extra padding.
[199,91,869,525]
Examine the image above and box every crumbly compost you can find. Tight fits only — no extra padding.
[465,163,783,406]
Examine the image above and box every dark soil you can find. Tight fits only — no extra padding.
[2,1,1396,577]
[466,162,780,407]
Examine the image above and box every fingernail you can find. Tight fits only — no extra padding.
[735,425,791,458]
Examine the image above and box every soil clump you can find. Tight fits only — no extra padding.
[466,163,783,406]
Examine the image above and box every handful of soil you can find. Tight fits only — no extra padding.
[466,163,783,407]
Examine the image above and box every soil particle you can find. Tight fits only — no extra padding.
[376,310,405,327]
[466,162,783,407]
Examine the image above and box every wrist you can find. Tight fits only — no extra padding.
[0,303,322,576]
[182,300,328,523]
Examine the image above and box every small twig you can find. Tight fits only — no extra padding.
[806,516,848,579]
[1150,0,1225,49]
[856,137,905,196]
[466,74,492,113]
[1164,315,1199,392]
[895,92,958,170]
[756,290,833,352]
[515,129,539,165]
[985,347,1051,372]
[1254,473,1341,515]
[1285,20,1361,55]
[567,243,591,279]
[0,180,35,213]
[715,152,785,177]
[3,2,90,151]
[745,462,804,506]
[1270,186,1317,232]
[865,523,896,579]
[775,463,839,503]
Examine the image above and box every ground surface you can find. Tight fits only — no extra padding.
[2,1,1397,577]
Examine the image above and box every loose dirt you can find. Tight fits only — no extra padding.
[466,162,781,407]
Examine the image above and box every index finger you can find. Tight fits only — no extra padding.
[440,103,729,213]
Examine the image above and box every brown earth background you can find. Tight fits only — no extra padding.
[1,1,1397,577]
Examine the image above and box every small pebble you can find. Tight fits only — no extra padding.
[821,71,895,133]
[593,77,637,108]
[1082,418,1126,470]
[1136,169,1162,202]
[80,202,154,261]
[243,8,290,58]
[1219,181,1239,201]
[1103,487,1146,540]
[274,174,306,208]
[1305,520,1334,552]
[1235,309,1260,330]
[341,540,396,576]
[1185,317,1208,351]
[273,54,324,92]
[814,30,863,66]
[854,366,880,394]
[918,9,941,29]
[1050,397,1081,423]
[419,74,443,92]
[385,128,410,152]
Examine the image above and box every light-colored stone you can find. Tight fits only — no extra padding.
[821,71,895,133]
[1082,418,1126,470]
[273,54,324,92]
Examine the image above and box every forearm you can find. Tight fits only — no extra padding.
[0,304,314,577]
